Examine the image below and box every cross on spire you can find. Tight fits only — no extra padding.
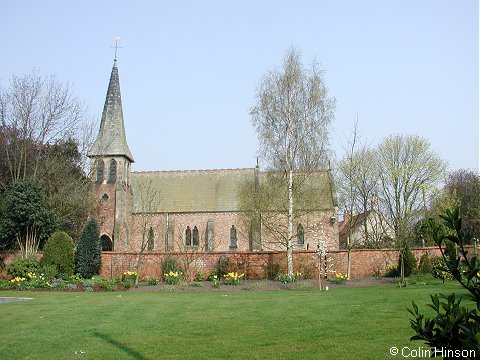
[112,36,122,61]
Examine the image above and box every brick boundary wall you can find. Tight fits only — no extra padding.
[99,246,475,280]
[1,246,475,280]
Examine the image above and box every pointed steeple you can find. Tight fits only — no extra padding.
[88,60,134,162]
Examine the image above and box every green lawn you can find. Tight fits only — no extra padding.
[0,282,462,360]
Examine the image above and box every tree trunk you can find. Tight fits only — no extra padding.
[347,247,352,280]
[287,168,294,278]
[400,249,405,286]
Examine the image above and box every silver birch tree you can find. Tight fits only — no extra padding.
[250,48,335,278]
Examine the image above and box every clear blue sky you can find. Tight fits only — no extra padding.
[1,1,478,172]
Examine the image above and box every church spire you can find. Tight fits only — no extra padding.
[88,60,134,162]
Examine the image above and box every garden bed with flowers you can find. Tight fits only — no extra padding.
[0,265,397,293]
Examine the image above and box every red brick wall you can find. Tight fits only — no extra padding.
[2,246,474,280]
[99,246,474,280]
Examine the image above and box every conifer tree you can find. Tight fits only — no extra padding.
[75,217,101,278]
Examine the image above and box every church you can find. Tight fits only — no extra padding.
[87,60,339,255]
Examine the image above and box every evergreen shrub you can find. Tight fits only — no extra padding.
[75,218,101,278]
[399,243,417,277]
[40,231,75,276]
[417,252,432,274]
[161,256,182,275]
[7,257,40,278]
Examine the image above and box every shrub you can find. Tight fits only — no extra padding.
[431,256,453,282]
[40,264,58,281]
[143,277,159,286]
[217,255,229,278]
[0,178,55,251]
[331,272,348,284]
[266,263,280,280]
[444,240,457,262]
[7,257,40,278]
[408,208,480,357]
[223,272,244,285]
[122,271,137,289]
[69,274,83,284]
[75,218,101,278]
[163,271,181,285]
[210,273,220,288]
[40,231,75,276]
[385,263,399,278]
[102,277,120,291]
[417,253,432,274]
[161,256,181,275]
[399,243,417,277]
[207,269,218,281]
[276,272,301,283]
[194,271,205,282]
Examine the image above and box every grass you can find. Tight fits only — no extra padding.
[0,282,464,360]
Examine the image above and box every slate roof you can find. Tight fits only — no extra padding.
[131,168,336,214]
[88,60,134,162]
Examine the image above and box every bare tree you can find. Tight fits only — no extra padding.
[129,179,163,283]
[173,223,220,282]
[377,134,447,239]
[0,69,90,188]
[376,134,447,283]
[250,48,335,278]
[337,120,369,278]
[238,171,333,257]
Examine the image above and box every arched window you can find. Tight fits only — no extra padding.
[206,219,214,251]
[249,217,261,251]
[101,234,113,251]
[108,159,117,183]
[297,223,305,246]
[166,219,175,251]
[192,226,199,246]
[185,226,192,246]
[147,226,154,251]
[96,160,104,183]
[229,225,237,250]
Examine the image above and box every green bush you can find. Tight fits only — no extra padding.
[40,231,75,276]
[408,208,480,358]
[266,263,280,280]
[417,253,432,274]
[431,256,453,282]
[385,263,400,278]
[276,272,301,283]
[7,257,40,278]
[399,243,417,277]
[0,178,55,250]
[217,255,229,278]
[444,240,457,262]
[161,256,182,275]
[40,264,58,281]
[163,271,181,285]
[75,218,101,278]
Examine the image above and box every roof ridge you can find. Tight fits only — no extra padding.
[132,168,331,175]
[132,167,255,174]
